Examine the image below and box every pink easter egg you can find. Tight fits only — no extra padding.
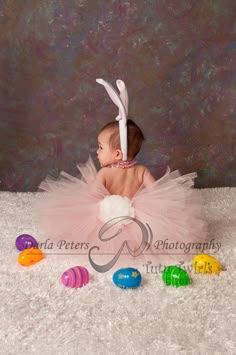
[61,266,89,288]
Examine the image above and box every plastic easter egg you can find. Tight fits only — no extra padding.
[113,267,142,289]
[16,234,38,251]
[18,247,44,267]
[162,266,191,287]
[192,254,221,274]
[61,266,89,288]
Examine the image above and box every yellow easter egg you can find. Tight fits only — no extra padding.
[192,254,221,274]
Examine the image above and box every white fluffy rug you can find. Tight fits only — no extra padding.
[1,188,235,355]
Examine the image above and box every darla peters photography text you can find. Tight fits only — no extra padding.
[37,216,219,272]
[39,238,220,254]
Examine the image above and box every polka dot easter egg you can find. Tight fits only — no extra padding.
[162,266,191,287]
[192,254,222,274]
[113,267,142,289]
[18,247,44,267]
[61,266,89,288]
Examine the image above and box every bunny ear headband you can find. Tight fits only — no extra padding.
[96,78,128,161]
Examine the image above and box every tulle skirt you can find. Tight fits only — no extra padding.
[34,156,208,271]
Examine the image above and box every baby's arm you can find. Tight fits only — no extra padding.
[96,168,106,186]
[142,167,156,188]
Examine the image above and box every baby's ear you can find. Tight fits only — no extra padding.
[115,149,122,160]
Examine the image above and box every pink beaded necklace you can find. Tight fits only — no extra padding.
[108,160,137,169]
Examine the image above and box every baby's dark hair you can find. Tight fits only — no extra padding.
[99,119,145,159]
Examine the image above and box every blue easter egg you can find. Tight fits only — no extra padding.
[113,267,142,289]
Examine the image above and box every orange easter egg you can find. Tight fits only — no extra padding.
[18,247,44,267]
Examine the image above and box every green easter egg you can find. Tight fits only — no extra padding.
[162,266,191,287]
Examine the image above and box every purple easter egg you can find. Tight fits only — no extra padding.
[61,266,89,288]
[15,234,38,251]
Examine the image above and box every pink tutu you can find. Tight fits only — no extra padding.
[35,156,208,271]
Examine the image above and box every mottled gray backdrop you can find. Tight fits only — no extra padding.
[0,0,235,191]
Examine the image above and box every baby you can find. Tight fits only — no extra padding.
[96,119,155,199]
[36,78,208,269]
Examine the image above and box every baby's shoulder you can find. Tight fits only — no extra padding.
[96,167,113,183]
[96,167,107,180]
[135,164,149,177]
[96,165,149,180]
[97,167,111,176]
[135,164,156,186]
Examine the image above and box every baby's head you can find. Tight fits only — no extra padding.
[97,119,144,167]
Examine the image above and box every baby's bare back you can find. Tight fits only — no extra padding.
[98,165,146,199]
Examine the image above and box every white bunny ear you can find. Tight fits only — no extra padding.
[96,78,128,161]
[96,79,127,121]
[116,80,128,161]
[116,79,128,115]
